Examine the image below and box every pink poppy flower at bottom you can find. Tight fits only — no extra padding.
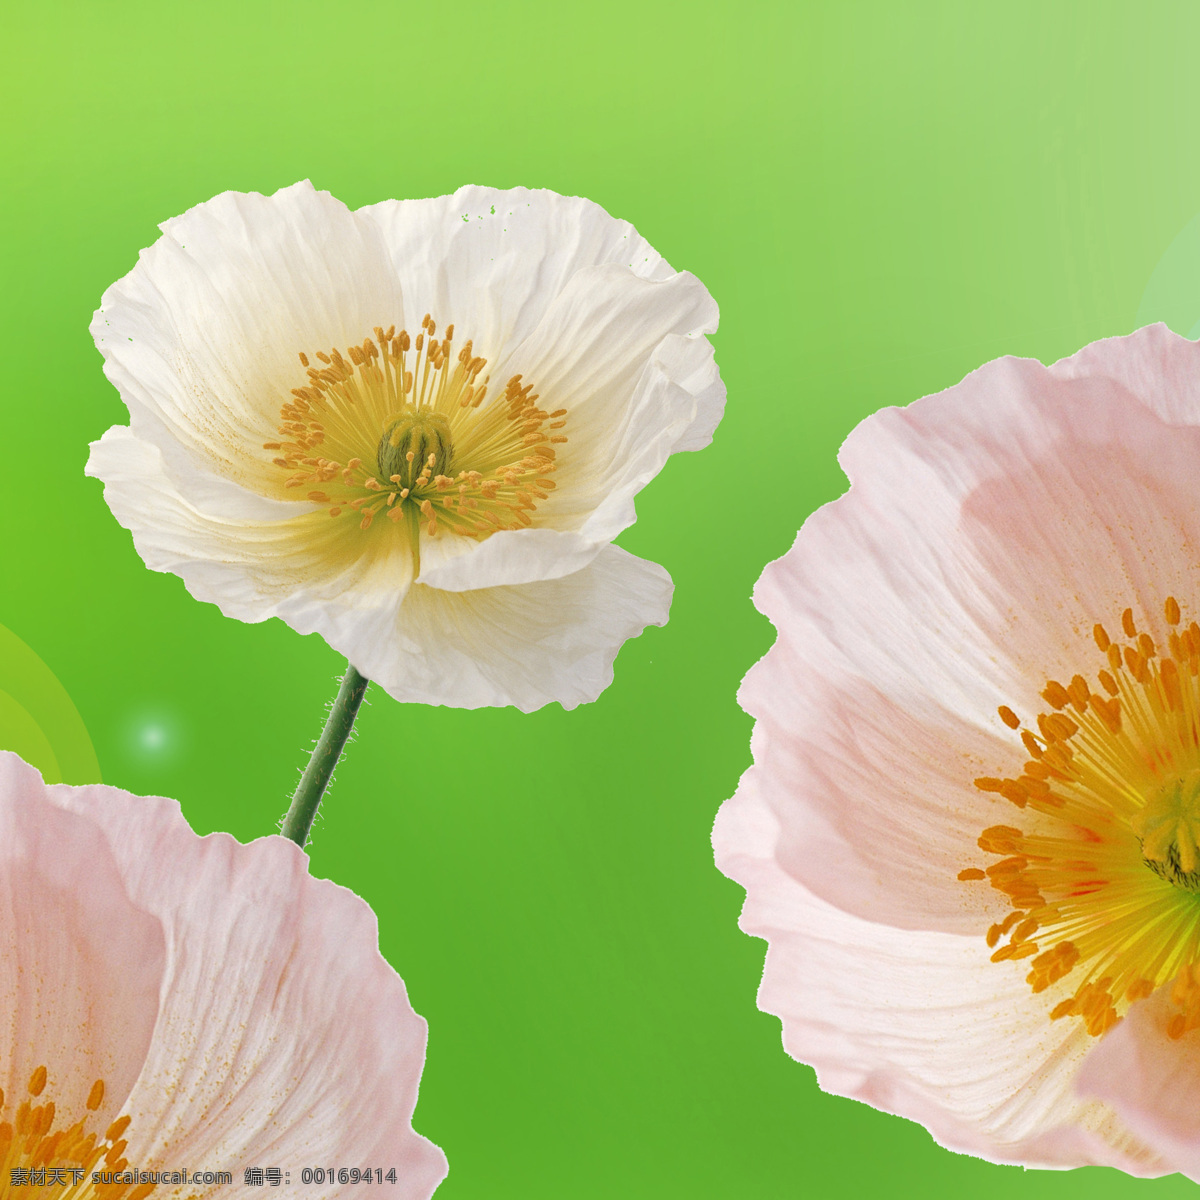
[715,325,1200,1179]
[0,751,445,1197]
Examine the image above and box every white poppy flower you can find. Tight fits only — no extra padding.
[713,326,1200,1177]
[88,182,723,711]
[0,751,445,1196]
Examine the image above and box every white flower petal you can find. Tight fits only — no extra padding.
[360,185,675,362]
[500,265,717,525]
[367,544,672,712]
[1076,989,1200,1179]
[568,329,725,543]
[416,265,719,591]
[88,424,414,634]
[48,768,446,1197]
[714,769,1164,1173]
[647,330,726,455]
[411,524,600,591]
[92,181,405,495]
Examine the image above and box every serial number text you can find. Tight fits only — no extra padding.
[299,1168,399,1185]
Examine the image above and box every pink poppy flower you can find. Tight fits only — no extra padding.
[714,325,1200,1177]
[0,751,445,1196]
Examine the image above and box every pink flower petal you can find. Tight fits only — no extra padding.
[715,768,1166,1173]
[1077,988,1200,1180]
[1050,322,1200,425]
[47,775,446,1195]
[0,754,163,1128]
[717,326,1200,1171]
[746,331,1200,931]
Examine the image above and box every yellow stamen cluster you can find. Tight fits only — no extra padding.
[1168,963,1200,1039]
[0,1066,150,1200]
[263,315,565,556]
[961,597,1200,1038]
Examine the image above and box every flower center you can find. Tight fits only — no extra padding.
[0,1065,150,1200]
[264,315,566,555]
[961,597,1200,1038]
[377,410,453,490]
[1134,768,1200,891]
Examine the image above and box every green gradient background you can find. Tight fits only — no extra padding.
[3,1,1200,1196]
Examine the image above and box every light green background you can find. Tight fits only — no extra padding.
[2,2,1198,1196]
